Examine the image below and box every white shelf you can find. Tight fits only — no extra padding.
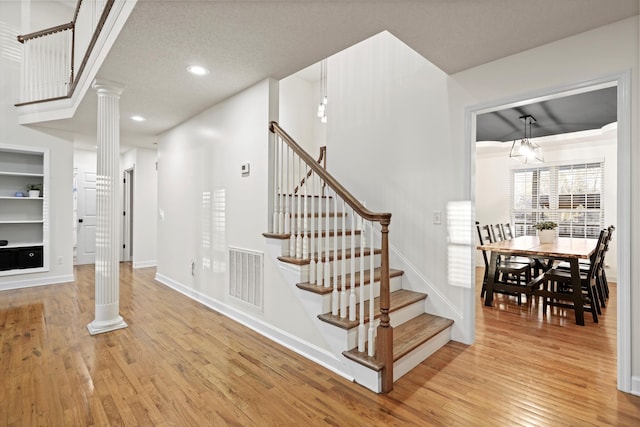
[0,145,48,275]
[0,242,43,249]
[0,171,44,177]
[0,220,44,224]
[0,196,43,200]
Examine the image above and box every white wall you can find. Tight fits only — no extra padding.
[0,2,74,289]
[325,31,472,341]
[452,16,639,391]
[279,74,327,159]
[476,136,618,279]
[156,79,331,350]
[120,147,157,268]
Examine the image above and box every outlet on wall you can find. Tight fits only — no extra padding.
[57,256,63,264]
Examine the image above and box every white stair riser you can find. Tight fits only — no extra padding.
[314,275,404,313]
[393,327,452,382]
[312,254,382,282]
[290,215,349,232]
[306,235,363,253]
[281,195,335,212]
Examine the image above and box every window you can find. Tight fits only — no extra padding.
[510,162,604,239]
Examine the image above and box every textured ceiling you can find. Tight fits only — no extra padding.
[31,0,639,148]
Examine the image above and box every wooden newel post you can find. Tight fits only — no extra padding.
[376,218,393,393]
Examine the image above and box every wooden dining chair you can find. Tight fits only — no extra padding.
[555,225,614,309]
[500,223,515,240]
[476,222,531,305]
[492,223,536,269]
[539,228,607,323]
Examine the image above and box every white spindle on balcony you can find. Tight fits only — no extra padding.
[309,172,317,284]
[20,28,71,103]
[17,0,115,105]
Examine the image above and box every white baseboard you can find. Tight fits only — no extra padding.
[133,260,157,269]
[154,272,354,383]
[0,274,75,292]
[631,376,640,396]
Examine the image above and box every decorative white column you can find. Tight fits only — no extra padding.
[87,79,127,335]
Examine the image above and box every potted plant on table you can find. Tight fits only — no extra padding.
[533,220,558,243]
[25,183,42,198]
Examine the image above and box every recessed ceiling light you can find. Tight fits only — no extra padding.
[187,65,210,76]
[131,115,146,122]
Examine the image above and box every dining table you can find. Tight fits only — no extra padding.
[477,235,599,325]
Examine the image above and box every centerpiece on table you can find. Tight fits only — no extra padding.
[533,221,558,244]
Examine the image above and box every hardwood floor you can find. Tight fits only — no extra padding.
[1,264,639,426]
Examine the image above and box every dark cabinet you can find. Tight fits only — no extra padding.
[0,247,43,270]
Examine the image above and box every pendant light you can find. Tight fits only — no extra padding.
[509,114,543,163]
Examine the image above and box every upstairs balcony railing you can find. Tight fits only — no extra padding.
[16,0,114,105]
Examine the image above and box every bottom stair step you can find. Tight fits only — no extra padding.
[342,313,454,371]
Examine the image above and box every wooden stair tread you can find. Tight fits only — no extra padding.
[392,313,454,361]
[263,230,361,240]
[342,313,454,371]
[318,289,426,330]
[296,268,404,295]
[278,247,381,266]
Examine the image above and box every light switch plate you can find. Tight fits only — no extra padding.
[433,210,442,225]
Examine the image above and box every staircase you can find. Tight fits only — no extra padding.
[265,122,453,393]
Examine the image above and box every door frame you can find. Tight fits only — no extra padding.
[463,71,632,393]
[122,167,134,262]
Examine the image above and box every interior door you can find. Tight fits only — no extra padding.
[75,170,97,265]
[121,169,133,262]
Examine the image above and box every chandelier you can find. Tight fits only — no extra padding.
[509,114,543,163]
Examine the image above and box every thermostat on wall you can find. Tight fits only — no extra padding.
[241,162,250,176]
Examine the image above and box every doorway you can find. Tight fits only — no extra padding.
[122,168,134,262]
[74,165,97,265]
[465,72,632,392]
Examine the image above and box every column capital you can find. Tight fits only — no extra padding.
[92,78,125,96]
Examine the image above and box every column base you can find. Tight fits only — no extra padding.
[87,316,128,335]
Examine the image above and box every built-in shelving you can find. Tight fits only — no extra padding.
[0,145,48,275]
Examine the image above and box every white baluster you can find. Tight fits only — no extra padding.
[309,171,316,284]
[278,137,285,233]
[316,176,324,286]
[287,147,295,257]
[368,223,375,357]
[323,186,331,288]
[302,163,309,259]
[340,199,347,318]
[272,134,279,233]
[296,156,303,259]
[331,189,339,315]
[349,207,356,322]
[358,213,366,352]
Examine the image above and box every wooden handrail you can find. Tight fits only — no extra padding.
[68,0,115,95]
[271,120,394,393]
[17,22,73,44]
[294,146,326,193]
[14,0,115,107]
[270,122,391,224]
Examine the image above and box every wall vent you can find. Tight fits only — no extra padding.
[228,247,263,310]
